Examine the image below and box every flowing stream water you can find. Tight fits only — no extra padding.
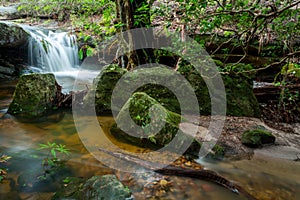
[22,25,99,93]
[0,26,300,199]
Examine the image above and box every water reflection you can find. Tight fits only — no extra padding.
[0,82,300,199]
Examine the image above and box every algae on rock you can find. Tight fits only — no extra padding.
[8,73,57,118]
[110,92,195,149]
[241,129,276,147]
[0,21,29,47]
[178,63,260,117]
[52,175,132,200]
[83,64,127,115]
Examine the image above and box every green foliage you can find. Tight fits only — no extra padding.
[18,0,116,38]
[152,0,300,61]
[273,62,300,121]
[0,154,11,182]
[37,142,70,180]
[241,129,275,147]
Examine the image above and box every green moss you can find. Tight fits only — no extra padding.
[211,144,225,159]
[7,73,57,118]
[178,63,260,117]
[83,64,127,115]
[88,63,260,118]
[223,74,260,117]
[110,92,198,152]
[241,129,276,147]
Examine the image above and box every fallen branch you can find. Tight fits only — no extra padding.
[98,148,257,200]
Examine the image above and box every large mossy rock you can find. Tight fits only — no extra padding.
[83,64,127,115]
[0,21,29,47]
[85,65,195,115]
[52,175,132,200]
[223,74,260,117]
[241,129,276,147]
[87,64,259,117]
[110,92,196,149]
[8,73,58,118]
[178,64,260,117]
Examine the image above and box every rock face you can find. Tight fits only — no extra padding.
[8,73,58,118]
[241,129,276,147]
[0,21,28,80]
[0,21,29,48]
[52,175,132,200]
[83,64,127,115]
[88,64,259,117]
[223,74,260,117]
[178,64,260,117]
[111,92,196,150]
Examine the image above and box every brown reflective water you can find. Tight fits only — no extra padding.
[0,82,299,200]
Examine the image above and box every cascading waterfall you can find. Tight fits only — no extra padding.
[20,26,100,93]
[23,26,79,72]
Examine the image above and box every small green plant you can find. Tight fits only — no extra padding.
[0,154,12,182]
[273,61,300,122]
[37,142,70,180]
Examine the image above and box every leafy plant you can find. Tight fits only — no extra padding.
[272,61,300,122]
[37,142,70,180]
[0,154,12,182]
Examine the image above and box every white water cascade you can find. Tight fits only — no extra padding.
[24,26,79,72]
[22,26,99,93]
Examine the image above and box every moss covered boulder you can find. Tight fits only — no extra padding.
[52,175,132,200]
[83,64,127,115]
[241,129,276,147]
[0,21,29,47]
[87,63,259,117]
[111,92,196,150]
[178,64,260,117]
[8,73,57,118]
[223,74,260,117]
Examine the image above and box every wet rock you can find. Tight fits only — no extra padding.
[83,64,127,115]
[111,92,198,151]
[52,175,132,200]
[7,73,58,118]
[0,21,29,48]
[17,166,73,193]
[86,64,259,117]
[84,66,197,116]
[241,129,276,147]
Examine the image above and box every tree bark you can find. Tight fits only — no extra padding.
[115,0,154,69]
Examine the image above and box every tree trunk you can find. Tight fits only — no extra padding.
[115,0,154,69]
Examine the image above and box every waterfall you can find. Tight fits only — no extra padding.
[23,26,79,72]
[21,25,99,93]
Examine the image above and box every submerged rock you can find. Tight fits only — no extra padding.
[52,175,132,200]
[7,73,58,118]
[241,129,276,147]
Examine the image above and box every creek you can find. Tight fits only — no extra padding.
[0,26,299,200]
